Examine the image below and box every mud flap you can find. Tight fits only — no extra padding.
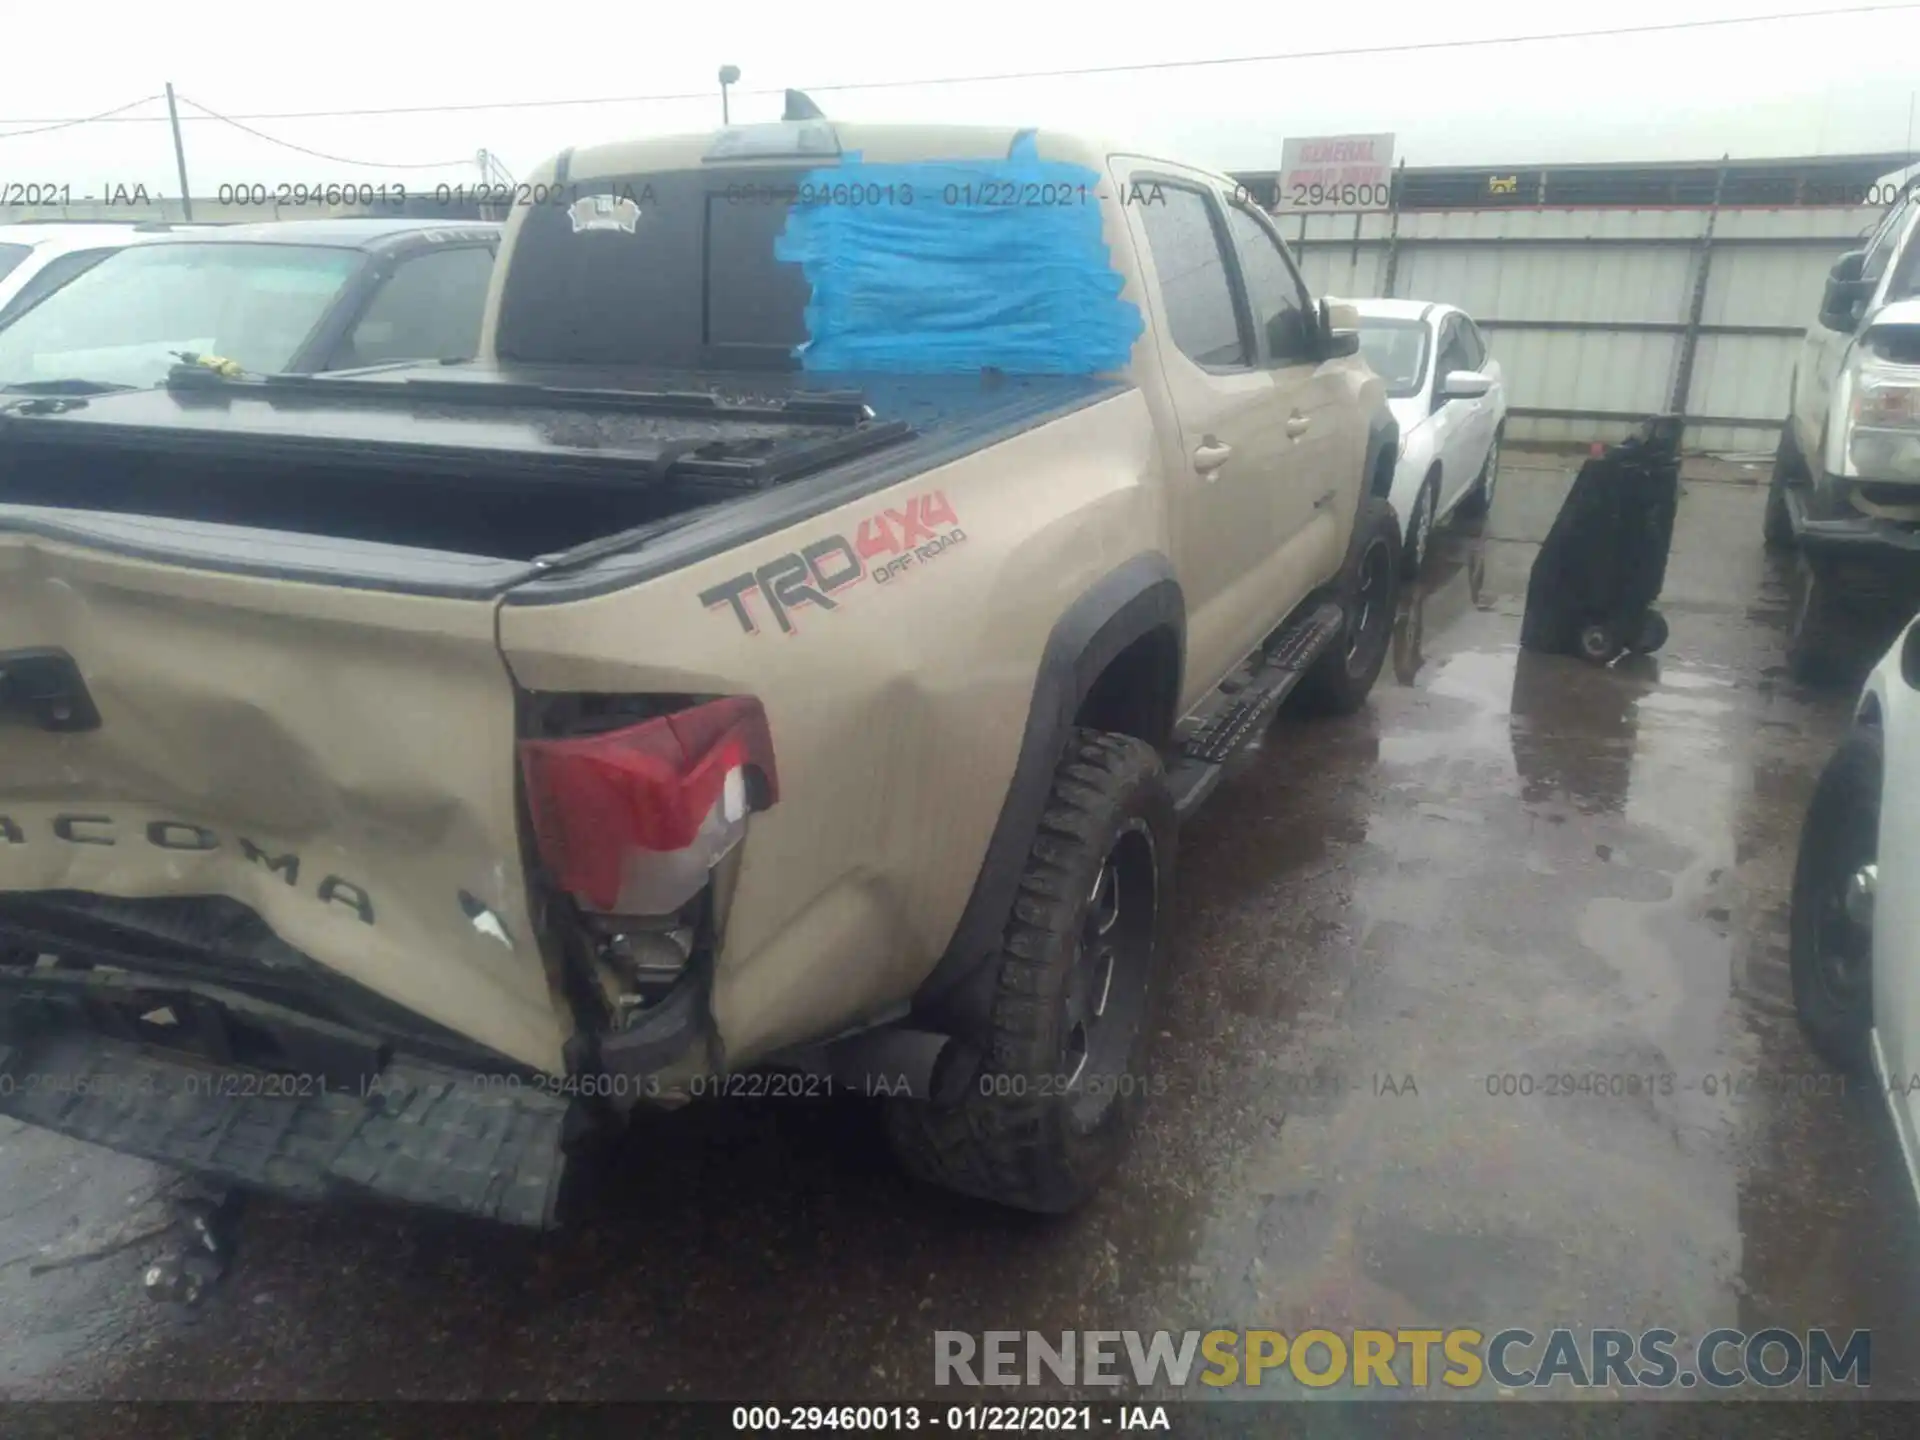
[0,1034,569,1229]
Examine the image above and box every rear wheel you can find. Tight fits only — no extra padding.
[1402,472,1439,577]
[1786,555,1845,687]
[1457,426,1502,519]
[884,730,1174,1213]
[1296,497,1400,716]
[1789,725,1882,1073]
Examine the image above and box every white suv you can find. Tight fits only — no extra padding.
[0,222,188,329]
[1765,167,1920,681]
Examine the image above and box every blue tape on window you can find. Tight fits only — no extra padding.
[773,136,1144,375]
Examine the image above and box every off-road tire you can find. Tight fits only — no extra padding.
[1631,608,1670,654]
[1789,725,1881,1074]
[1764,483,1795,550]
[884,730,1175,1213]
[1786,555,1845,687]
[1296,496,1401,716]
[1765,424,1805,551]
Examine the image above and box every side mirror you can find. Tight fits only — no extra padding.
[1438,369,1493,401]
[1313,298,1361,359]
[1820,249,1874,332]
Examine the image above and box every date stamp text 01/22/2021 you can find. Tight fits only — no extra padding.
[156,1067,929,1103]
[1,183,156,207]
[730,1405,1171,1432]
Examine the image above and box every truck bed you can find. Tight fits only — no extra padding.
[0,364,1127,597]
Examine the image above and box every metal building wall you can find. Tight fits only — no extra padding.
[1285,200,1886,451]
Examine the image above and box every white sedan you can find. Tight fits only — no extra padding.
[1348,299,1508,574]
[0,223,183,328]
[1792,616,1919,1215]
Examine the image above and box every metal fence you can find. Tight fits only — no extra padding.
[4,168,1900,454]
[1284,190,1890,453]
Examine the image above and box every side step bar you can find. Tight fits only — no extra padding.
[1164,599,1346,817]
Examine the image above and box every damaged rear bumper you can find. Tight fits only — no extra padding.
[0,966,570,1229]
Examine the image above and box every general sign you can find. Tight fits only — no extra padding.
[1273,134,1395,213]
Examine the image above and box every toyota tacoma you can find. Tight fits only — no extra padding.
[0,119,1398,1228]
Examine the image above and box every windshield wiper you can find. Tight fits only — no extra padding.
[1,378,136,396]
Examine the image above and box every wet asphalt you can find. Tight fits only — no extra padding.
[1,452,1916,1404]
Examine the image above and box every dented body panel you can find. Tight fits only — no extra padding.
[499,389,1163,1064]
[0,535,564,1072]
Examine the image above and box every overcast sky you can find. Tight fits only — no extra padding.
[4,0,1918,195]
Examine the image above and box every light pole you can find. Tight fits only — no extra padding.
[719,65,740,125]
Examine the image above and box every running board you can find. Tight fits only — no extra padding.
[1164,600,1346,817]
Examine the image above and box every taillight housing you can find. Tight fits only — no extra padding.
[519,696,778,916]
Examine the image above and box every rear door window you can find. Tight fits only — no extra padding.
[337,245,495,367]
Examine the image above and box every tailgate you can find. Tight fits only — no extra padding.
[0,527,565,1075]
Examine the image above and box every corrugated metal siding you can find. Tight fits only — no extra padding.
[1491,327,1681,416]
[1286,198,1890,451]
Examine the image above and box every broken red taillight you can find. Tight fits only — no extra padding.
[519,696,778,915]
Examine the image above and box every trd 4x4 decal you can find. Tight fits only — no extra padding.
[700,490,967,636]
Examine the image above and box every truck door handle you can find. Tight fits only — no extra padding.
[1285,415,1311,439]
[1193,439,1233,474]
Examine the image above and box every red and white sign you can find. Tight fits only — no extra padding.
[1274,133,1396,214]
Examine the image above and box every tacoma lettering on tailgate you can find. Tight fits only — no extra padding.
[0,813,377,926]
[698,490,967,636]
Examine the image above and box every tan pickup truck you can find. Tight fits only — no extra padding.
[0,120,1397,1229]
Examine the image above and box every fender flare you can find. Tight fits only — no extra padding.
[911,553,1184,1040]
[1365,408,1401,498]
